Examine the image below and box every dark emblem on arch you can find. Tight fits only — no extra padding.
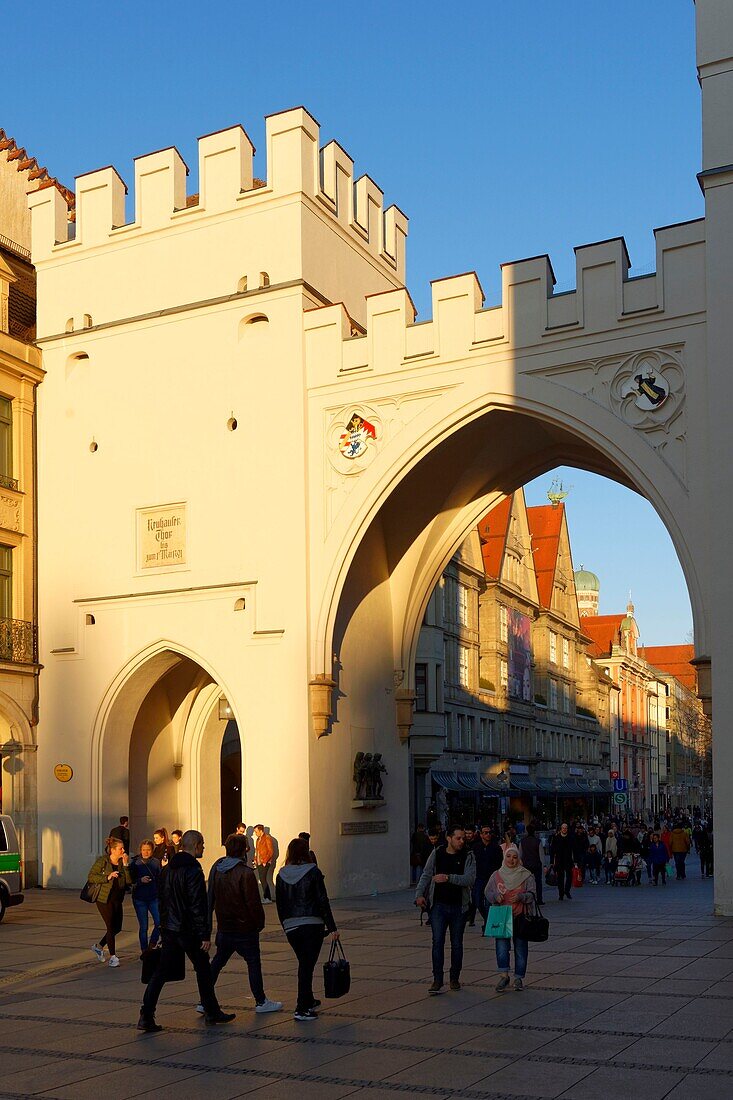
[633,372,668,408]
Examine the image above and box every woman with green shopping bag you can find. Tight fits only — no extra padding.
[484,844,536,992]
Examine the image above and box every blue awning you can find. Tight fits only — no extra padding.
[432,770,464,792]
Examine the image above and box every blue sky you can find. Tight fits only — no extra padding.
[4,1,698,642]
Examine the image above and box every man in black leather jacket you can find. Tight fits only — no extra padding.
[139,830,235,1032]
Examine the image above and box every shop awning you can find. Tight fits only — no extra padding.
[509,775,536,792]
[457,772,482,789]
[432,770,465,792]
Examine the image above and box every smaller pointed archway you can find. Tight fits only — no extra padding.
[94,644,243,865]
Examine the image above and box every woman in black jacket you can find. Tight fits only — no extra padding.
[275,836,339,1021]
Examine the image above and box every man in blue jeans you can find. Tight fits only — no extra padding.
[415,825,476,995]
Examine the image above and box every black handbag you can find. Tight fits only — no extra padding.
[141,941,186,984]
[80,880,101,904]
[323,938,350,998]
[514,899,549,943]
[140,945,162,984]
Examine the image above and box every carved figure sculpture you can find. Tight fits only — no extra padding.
[360,753,373,798]
[371,753,387,799]
[353,752,365,798]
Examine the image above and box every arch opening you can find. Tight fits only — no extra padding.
[318,405,706,875]
[97,647,243,866]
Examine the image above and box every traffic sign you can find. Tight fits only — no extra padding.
[613,778,628,792]
[610,770,620,780]
[613,792,629,806]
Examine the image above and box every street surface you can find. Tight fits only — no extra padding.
[0,875,730,1098]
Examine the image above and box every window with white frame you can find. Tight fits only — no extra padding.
[500,604,508,643]
[415,663,428,712]
[549,678,558,709]
[457,583,468,626]
[549,631,557,664]
[562,637,570,668]
[562,682,570,713]
[500,659,508,691]
[458,645,470,688]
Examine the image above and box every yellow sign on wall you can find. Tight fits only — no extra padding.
[137,503,187,571]
[54,764,73,783]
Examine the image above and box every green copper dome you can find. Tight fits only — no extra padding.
[574,567,600,591]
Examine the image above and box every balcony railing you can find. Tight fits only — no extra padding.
[0,474,18,492]
[0,618,37,663]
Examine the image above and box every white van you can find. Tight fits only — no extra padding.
[0,814,24,921]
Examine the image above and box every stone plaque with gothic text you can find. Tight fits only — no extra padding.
[138,503,187,570]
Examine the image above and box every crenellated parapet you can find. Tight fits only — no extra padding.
[304,221,706,386]
[28,108,407,283]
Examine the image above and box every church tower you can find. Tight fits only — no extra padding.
[574,567,600,617]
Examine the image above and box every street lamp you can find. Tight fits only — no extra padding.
[0,740,24,819]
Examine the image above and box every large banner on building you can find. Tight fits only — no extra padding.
[508,609,532,701]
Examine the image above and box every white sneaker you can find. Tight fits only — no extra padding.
[255,999,283,1013]
[92,943,105,962]
[262,898,273,904]
[195,1003,205,1014]
[108,955,120,968]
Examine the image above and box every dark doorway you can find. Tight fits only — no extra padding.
[220,720,242,842]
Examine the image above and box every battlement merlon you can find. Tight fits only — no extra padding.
[26,108,408,283]
[304,221,706,387]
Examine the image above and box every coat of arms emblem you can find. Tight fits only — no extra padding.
[338,412,377,459]
[621,370,670,411]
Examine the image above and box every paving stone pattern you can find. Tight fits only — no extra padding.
[0,875,730,1097]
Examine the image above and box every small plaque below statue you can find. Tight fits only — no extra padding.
[353,751,387,801]
[340,820,388,836]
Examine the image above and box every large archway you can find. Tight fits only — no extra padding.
[93,644,242,865]
[310,404,707,898]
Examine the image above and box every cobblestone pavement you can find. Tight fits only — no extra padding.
[0,873,730,1098]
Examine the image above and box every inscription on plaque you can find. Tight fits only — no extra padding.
[138,503,187,570]
[340,820,388,836]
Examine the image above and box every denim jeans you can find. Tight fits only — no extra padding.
[674,852,687,879]
[210,930,266,1003]
[653,862,667,884]
[429,901,465,983]
[495,935,529,979]
[473,879,489,924]
[133,897,160,951]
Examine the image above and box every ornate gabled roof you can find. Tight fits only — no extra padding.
[477,495,513,580]
[0,128,75,214]
[582,615,627,658]
[639,644,697,692]
[526,503,564,609]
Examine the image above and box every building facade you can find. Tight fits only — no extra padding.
[413,493,616,829]
[640,645,711,815]
[0,131,69,883]
[23,4,733,907]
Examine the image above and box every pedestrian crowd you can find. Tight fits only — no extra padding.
[85,816,337,1032]
[84,807,712,1032]
[409,808,713,997]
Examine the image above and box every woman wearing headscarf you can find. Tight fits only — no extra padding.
[485,844,536,992]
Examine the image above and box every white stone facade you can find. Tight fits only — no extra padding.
[27,3,733,912]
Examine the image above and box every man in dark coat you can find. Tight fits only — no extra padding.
[552,822,575,901]
[109,816,130,854]
[519,824,544,904]
[139,830,235,1032]
[472,825,503,924]
[205,833,282,1014]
